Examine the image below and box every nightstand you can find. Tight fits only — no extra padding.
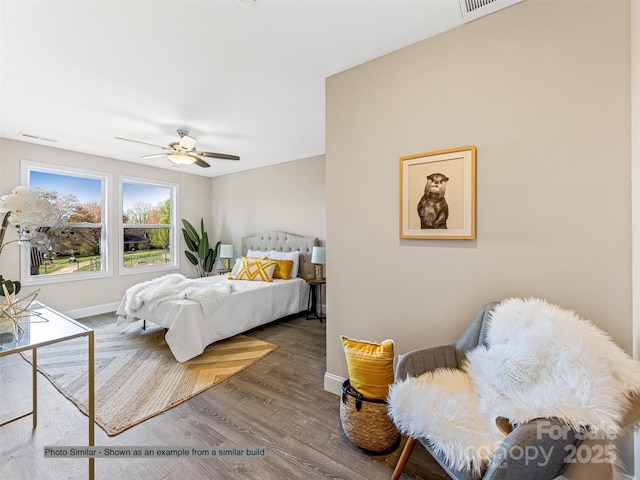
[305,277,325,322]
[214,269,231,276]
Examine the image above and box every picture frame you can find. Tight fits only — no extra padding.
[399,145,476,240]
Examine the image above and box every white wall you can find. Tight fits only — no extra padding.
[209,154,326,257]
[0,142,325,316]
[0,138,211,316]
[326,0,632,377]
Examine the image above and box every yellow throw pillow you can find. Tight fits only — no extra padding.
[229,256,267,277]
[272,259,294,280]
[341,336,395,399]
[228,258,277,282]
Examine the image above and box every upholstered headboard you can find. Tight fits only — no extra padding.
[241,231,318,279]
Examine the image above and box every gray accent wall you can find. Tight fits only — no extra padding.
[326,0,633,381]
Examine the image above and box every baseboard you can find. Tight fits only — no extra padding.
[324,372,346,396]
[63,302,120,319]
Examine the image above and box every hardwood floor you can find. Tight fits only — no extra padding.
[0,313,449,480]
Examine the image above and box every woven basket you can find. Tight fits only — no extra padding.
[340,380,400,454]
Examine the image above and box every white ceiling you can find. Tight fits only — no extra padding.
[0,0,468,177]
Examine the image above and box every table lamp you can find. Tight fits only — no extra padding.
[219,244,234,270]
[311,246,326,279]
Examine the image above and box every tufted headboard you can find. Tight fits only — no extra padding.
[241,231,318,279]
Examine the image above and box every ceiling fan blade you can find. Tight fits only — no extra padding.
[115,136,166,149]
[193,156,211,168]
[196,151,240,161]
[140,153,171,159]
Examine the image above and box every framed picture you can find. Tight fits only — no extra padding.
[399,145,476,240]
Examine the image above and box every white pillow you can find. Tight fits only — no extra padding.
[269,250,300,279]
[246,249,268,258]
[229,258,243,277]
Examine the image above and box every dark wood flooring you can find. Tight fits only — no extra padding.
[0,313,449,480]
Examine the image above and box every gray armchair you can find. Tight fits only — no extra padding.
[390,302,582,480]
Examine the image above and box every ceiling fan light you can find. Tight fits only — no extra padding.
[179,135,197,151]
[168,153,196,165]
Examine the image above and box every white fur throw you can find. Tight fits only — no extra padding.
[123,273,232,316]
[388,297,640,475]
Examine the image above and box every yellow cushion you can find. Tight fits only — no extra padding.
[272,259,294,280]
[229,256,267,277]
[341,336,395,399]
[228,258,277,282]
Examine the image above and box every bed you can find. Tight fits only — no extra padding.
[116,231,317,361]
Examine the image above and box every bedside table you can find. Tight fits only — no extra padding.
[305,277,325,322]
[214,269,231,276]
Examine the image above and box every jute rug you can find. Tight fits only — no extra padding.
[21,321,277,436]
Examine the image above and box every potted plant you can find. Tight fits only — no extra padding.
[181,218,220,277]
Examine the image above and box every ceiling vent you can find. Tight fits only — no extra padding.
[18,132,58,143]
[459,0,524,23]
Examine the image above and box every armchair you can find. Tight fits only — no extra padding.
[390,302,583,480]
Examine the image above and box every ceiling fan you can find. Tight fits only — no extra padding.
[115,129,240,168]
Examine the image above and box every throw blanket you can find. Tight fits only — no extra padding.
[123,273,232,316]
[388,297,640,475]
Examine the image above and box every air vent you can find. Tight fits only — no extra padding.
[18,132,58,143]
[459,0,524,22]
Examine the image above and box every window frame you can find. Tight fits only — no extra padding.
[118,176,179,276]
[21,161,112,286]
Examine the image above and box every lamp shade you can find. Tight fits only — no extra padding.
[178,135,197,151]
[311,246,326,265]
[219,244,233,258]
[168,153,196,165]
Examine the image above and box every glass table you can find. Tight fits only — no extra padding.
[0,301,95,480]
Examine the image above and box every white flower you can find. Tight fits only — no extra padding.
[0,186,54,223]
[0,186,57,251]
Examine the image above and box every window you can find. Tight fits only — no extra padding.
[120,177,178,274]
[23,163,111,285]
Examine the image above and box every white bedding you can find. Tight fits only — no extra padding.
[116,274,309,362]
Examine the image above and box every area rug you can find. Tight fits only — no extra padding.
[21,321,278,435]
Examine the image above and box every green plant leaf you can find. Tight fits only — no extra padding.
[212,240,221,262]
[185,251,199,266]
[198,231,209,260]
[0,211,10,252]
[0,279,20,296]
[203,248,215,273]
[181,219,200,244]
[182,229,198,252]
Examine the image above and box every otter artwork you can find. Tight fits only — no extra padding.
[417,173,449,229]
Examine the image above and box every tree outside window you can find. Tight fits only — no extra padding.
[120,179,178,273]
[24,164,110,283]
